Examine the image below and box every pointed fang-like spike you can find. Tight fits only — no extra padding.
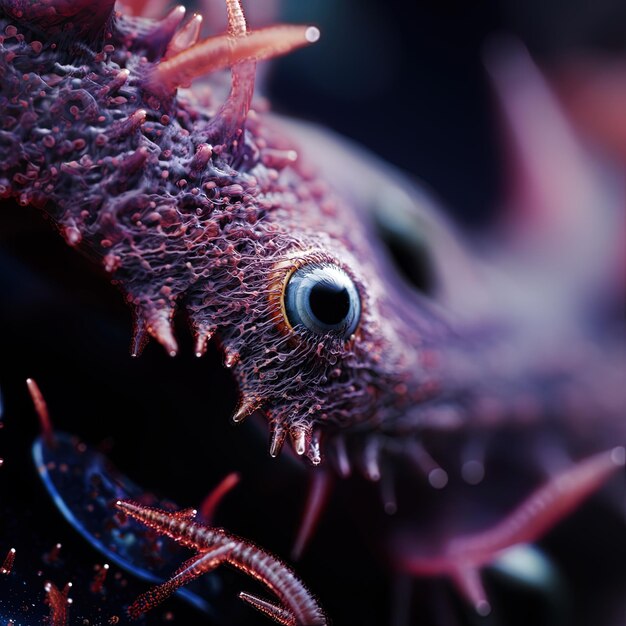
[225,0,247,37]
[239,591,296,626]
[142,307,178,356]
[451,567,491,617]
[269,423,287,458]
[165,14,203,60]
[363,438,381,481]
[144,5,187,59]
[26,378,54,447]
[292,470,332,560]
[130,326,148,357]
[131,311,149,357]
[159,6,186,34]
[148,24,320,96]
[291,427,307,456]
[224,349,240,368]
[332,435,351,478]
[406,440,448,489]
[192,322,214,357]
[232,397,260,423]
[307,431,322,466]
[199,472,240,524]
[129,544,234,619]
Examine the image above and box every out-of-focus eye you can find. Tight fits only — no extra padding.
[283,263,361,338]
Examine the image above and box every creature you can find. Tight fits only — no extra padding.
[0,0,624,624]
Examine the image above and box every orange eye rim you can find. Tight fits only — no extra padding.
[266,249,363,343]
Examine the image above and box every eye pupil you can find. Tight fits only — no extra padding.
[283,263,361,338]
[309,282,351,327]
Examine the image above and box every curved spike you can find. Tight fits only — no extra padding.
[291,470,332,560]
[128,544,234,619]
[224,348,240,368]
[331,435,351,478]
[44,580,72,626]
[362,437,381,481]
[140,303,178,356]
[188,313,215,357]
[130,310,149,357]
[26,378,55,447]
[147,24,320,96]
[232,396,261,423]
[225,0,247,38]
[164,14,203,60]
[239,592,296,626]
[451,568,491,616]
[307,430,322,466]
[269,422,287,458]
[1,547,16,575]
[142,5,187,59]
[290,425,308,457]
[199,472,240,524]
[406,440,448,489]
[206,59,256,149]
[194,327,214,357]
[159,5,186,32]
[204,0,256,150]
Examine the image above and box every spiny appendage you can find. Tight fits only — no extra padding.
[291,471,333,561]
[44,580,72,626]
[115,500,328,626]
[163,12,203,60]
[0,547,16,574]
[267,413,319,465]
[395,446,626,616]
[117,0,317,357]
[26,377,55,446]
[1,0,319,355]
[323,431,448,491]
[145,0,319,97]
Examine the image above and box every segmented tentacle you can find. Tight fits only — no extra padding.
[116,500,328,625]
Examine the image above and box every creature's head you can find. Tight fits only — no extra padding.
[0,0,442,469]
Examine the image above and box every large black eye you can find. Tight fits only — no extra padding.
[284,264,361,338]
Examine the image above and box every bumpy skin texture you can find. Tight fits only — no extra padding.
[2,1,626,622]
[0,0,443,465]
[0,0,623,471]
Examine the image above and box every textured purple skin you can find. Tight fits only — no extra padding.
[0,0,622,473]
[2,2,626,624]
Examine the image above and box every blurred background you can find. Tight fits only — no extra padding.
[267,0,626,225]
[0,0,625,625]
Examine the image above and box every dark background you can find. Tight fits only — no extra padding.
[0,1,625,625]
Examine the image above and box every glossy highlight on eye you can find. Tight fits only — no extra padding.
[283,263,361,338]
